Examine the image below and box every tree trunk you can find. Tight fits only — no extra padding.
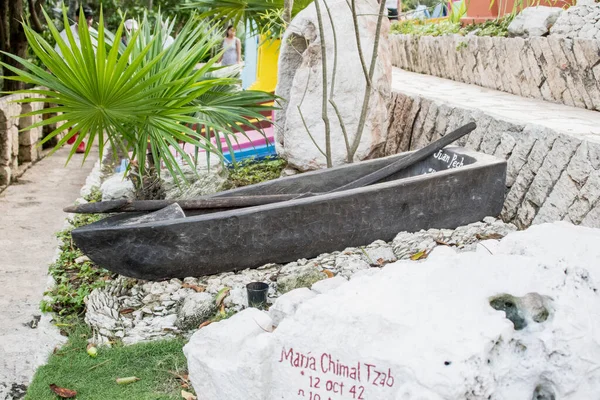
[0,0,28,91]
[68,0,79,20]
[28,0,45,33]
[283,0,293,24]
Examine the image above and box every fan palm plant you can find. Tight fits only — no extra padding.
[0,7,276,191]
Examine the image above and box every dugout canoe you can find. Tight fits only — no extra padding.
[71,146,507,280]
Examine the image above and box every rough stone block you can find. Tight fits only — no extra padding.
[504,128,557,222]
[480,119,516,155]
[408,98,432,151]
[550,37,588,109]
[383,93,408,156]
[506,38,527,97]
[568,169,600,223]
[581,203,600,228]
[487,39,506,92]
[505,130,536,187]
[531,37,570,105]
[18,145,39,163]
[525,135,580,208]
[494,132,518,160]
[18,128,40,147]
[0,97,22,128]
[0,165,10,186]
[11,126,19,157]
[0,130,11,165]
[518,41,543,100]
[567,141,596,186]
[430,103,453,142]
[418,101,439,147]
[533,171,580,224]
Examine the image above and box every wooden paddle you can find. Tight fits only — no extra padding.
[64,122,476,214]
[330,121,476,192]
[63,194,305,214]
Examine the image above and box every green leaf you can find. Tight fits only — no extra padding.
[3,8,277,188]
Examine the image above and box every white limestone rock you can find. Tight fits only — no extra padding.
[550,3,600,39]
[100,172,135,201]
[184,222,600,399]
[274,0,392,171]
[335,255,370,278]
[175,292,215,330]
[269,288,316,327]
[183,308,274,400]
[508,6,564,38]
[310,276,348,294]
[80,160,103,198]
[362,242,397,265]
[277,265,326,294]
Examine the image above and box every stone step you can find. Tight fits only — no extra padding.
[386,67,600,229]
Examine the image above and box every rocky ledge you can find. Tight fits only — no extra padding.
[184,222,600,399]
[85,217,515,345]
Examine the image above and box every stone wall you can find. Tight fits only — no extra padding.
[0,93,48,189]
[550,3,600,39]
[389,34,600,111]
[379,88,600,230]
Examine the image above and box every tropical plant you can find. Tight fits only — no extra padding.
[1,7,275,191]
[390,19,461,36]
[185,0,314,39]
[448,0,468,23]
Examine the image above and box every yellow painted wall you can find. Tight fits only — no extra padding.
[248,37,280,93]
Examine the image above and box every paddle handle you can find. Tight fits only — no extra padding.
[329,122,477,193]
[64,123,476,214]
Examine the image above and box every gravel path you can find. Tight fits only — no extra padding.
[0,147,98,400]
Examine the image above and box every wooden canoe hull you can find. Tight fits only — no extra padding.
[72,147,507,280]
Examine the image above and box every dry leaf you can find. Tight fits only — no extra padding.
[476,233,504,241]
[182,283,205,292]
[410,250,428,261]
[434,239,449,246]
[198,320,212,329]
[215,287,231,307]
[49,384,77,398]
[116,376,141,385]
[376,258,385,266]
[119,308,135,315]
[182,390,197,400]
[323,269,334,278]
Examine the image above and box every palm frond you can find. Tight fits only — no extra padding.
[0,6,277,186]
[185,0,313,37]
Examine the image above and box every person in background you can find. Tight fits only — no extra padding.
[122,19,139,45]
[386,0,400,20]
[219,25,241,66]
[55,5,96,154]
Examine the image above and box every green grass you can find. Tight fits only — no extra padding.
[41,212,114,318]
[26,325,190,400]
[41,189,120,319]
[224,156,287,189]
